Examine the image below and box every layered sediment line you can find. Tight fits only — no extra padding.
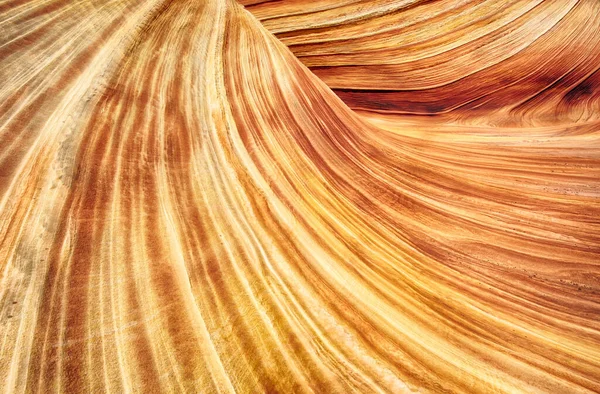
[243,0,600,125]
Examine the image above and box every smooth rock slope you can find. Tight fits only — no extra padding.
[0,0,599,392]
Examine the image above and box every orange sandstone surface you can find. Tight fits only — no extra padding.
[0,0,599,393]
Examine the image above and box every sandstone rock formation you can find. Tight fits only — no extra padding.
[1,0,599,392]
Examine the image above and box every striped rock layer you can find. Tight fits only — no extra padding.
[244,0,600,125]
[0,0,599,393]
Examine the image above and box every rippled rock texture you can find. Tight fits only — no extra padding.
[1,0,599,393]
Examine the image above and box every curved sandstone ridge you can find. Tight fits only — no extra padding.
[243,0,600,125]
[1,0,599,393]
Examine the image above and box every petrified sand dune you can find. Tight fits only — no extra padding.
[1,0,599,393]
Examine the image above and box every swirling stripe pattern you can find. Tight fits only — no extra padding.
[0,0,599,393]
[243,0,600,125]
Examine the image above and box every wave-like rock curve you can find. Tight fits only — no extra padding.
[0,0,599,393]
[243,0,600,125]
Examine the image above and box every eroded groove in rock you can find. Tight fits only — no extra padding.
[0,0,599,393]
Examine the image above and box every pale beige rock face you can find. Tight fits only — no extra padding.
[0,0,599,393]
